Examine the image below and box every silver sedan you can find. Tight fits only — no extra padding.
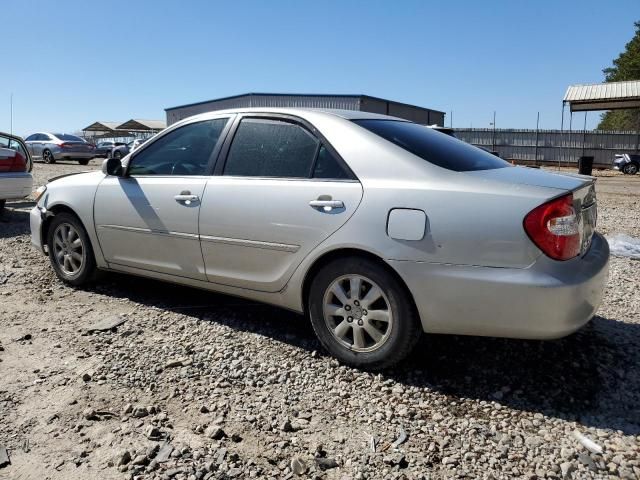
[29,108,609,369]
[25,132,95,165]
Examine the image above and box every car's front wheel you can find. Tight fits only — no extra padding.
[623,163,639,175]
[46,212,98,286]
[42,149,55,164]
[78,159,90,166]
[308,257,421,370]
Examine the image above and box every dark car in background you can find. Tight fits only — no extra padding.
[95,141,126,158]
[25,132,95,165]
[109,138,151,160]
[613,154,639,175]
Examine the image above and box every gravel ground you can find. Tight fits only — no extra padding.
[0,160,639,480]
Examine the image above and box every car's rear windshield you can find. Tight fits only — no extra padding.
[54,134,84,142]
[353,119,510,172]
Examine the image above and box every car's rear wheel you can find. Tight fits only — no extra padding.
[308,257,421,370]
[43,149,55,164]
[46,212,98,286]
[623,163,638,175]
[78,159,90,166]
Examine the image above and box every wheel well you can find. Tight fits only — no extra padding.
[41,205,83,247]
[301,248,418,317]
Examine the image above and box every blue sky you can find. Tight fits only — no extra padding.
[2,0,638,136]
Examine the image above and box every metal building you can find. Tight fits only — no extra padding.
[165,93,445,126]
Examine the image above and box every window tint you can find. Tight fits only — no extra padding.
[25,134,37,142]
[353,119,510,172]
[53,134,84,142]
[224,118,319,178]
[313,145,350,179]
[39,134,51,141]
[128,118,228,176]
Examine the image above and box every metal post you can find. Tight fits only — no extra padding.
[568,110,573,166]
[534,112,540,166]
[582,111,587,157]
[450,111,453,128]
[10,93,13,137]
[492,111,496,152]
[559,102,565,169]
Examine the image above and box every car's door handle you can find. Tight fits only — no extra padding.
[309,199,344,210]
[174,192,200,203]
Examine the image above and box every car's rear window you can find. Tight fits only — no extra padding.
[53,134,85,142]
[353,119,510,172]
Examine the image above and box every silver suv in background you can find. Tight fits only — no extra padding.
[25,132,95,165]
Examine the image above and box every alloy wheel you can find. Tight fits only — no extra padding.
[322,274,393,352]
[52,223,85,276]
[43,150,53,164]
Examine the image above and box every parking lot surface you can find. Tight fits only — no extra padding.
[0,160,639,479]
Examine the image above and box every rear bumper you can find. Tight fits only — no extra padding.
[0,172,33,200]
[53,150,94,160]
[389,233,609,339]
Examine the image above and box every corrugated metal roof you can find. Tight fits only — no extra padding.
[116,119,166,131]
[82,121,123,132]
[563,80,640,111]
[165,93,445,115]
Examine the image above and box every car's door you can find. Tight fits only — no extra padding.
[94,116,232,280]
[199,115,363,292]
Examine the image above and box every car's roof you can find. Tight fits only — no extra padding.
[0,131,24,141]
[187,107,408,122]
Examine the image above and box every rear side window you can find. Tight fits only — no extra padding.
[313,145,351,179]
[224,118,319,178]
[53,134,84,142]
[353,119,510,172]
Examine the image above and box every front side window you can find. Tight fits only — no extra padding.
[25,134,37,142]
[128,118,228,176]
[353,119,510,172]
[0,135,27,158]
[224,118,320,178]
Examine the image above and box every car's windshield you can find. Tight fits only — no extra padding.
[53,134,85,142]
[353,119,510,172]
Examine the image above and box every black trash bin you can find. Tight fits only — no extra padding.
[578,156,594,176]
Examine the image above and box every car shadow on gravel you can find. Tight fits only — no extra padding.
[396,317,640,436]
[91,274,639,436]
[0,208,31,238]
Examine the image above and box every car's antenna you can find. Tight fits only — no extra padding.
[10,93,13,137]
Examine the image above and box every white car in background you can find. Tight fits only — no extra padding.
[0,132,33,212]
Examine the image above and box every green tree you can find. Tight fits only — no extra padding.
[597,21,640,131]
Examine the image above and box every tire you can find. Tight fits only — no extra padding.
[46,212,98,286]
[78,159,90,166]
[42,149,56,164]
[308,257,421,370]
[0,199,5,213]
[623,163,638,175]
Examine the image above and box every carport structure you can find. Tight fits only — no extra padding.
[115,119,166,136]
[561,80,640,165]
[82,121,129,140]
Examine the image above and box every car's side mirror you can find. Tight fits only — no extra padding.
[102,157,123,176]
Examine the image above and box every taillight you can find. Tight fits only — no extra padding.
[0,150,27,173]
[60,143,69,149]
[524,193,580,261]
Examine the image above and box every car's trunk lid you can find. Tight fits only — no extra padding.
[467,166,597,256]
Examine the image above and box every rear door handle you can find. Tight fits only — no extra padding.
[309,199,344,210]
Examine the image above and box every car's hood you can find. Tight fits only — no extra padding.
[465,166,593,192]
[47,170,102,184]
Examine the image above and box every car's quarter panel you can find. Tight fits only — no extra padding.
[94,176,208,280]
[389,233,609,338]
[199,178,363,292]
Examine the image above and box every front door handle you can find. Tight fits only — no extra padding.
[309,199,344,211]
[174,191,199,204]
